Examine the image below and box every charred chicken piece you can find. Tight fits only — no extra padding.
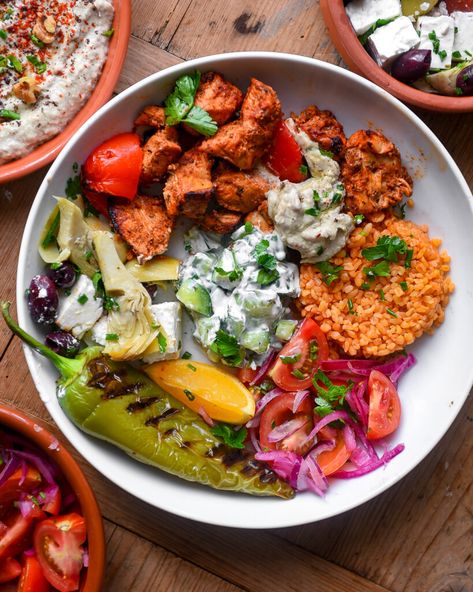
[141,127,182,185]
[134,105,166,128]
[214,168,269,213]
[109,195,174,261]
[193,72,243,126]
[163,149,214,219]
[341,130,413,215]
[244,200,274,233]
[199,78,282,170]
[200,208,242,234]
[292,105,347,160]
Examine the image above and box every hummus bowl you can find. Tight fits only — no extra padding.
[16,52,473,528]
[0,0,131,184]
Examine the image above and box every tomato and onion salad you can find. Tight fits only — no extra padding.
[0,432,88,591]
[244,318,415,495]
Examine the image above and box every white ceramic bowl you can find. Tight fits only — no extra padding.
[17,52,473,528]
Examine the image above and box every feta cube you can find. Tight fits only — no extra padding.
[346,0,402,36]
[368,16,420,68]
[88,315,108,346]
[56,275,103,339]
[452,12,473,62]
[142,302,182,363]
[418,15,455,69]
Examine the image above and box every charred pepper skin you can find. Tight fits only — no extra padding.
[2,302,293,499]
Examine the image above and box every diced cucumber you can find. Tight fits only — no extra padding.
[241,329,270,354]
[275,320,298,341]
[176,280,213,317]
[234,289,281,319]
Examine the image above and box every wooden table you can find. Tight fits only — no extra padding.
[1,2,472,590]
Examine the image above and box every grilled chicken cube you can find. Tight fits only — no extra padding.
[215,168,269,213]
[245,201,274,233]
[199,78,281,170]
[293,105,347,160]
[141,126,182,184]
[200,208,242,234]
[341,130,413,215]
[134,105,166,128]
[194,72,243,125]
[109,195,174,261]
[163,149,214,219]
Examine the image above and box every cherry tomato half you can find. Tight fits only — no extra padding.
[316,426,351,476]
[0,466,41,505]
[42,487,62,516]
[236,367,259,385]
[259,392,314,455]
[263,121,308,183]
[0,511,34,560]
[83,132,143,200]
[34,513,86,592]
[445,0,473,11]
[367,370,401,440]
[18,556,49,592]
[269,318,329,391]
[0,557,21,583]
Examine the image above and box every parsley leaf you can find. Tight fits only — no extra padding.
[362,235,408,262]
[211,424,247,449]
[280,353,301,364]
[215,265,243,283]
[27,54,47,74]
[183,105,218,136]
[210,330,243,366]
[363,260,391,279]
[157,332,167,353]
[313,370,352,415]
[315,261,343,286]
[181,351,192,359]
[254,239,279,286]
[257,268,279,286]
[428,30,440,54]
[106,333,119,342]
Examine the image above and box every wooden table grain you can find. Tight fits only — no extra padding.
[1,2,472,591]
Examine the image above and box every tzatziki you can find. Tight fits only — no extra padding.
[267,119,353,263]
[177,224,300,367]
[0,0,114,165]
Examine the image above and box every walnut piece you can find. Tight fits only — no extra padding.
[32,16,56,44]
[13,77,40,104]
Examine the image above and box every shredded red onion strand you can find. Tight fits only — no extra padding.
[197,406,215,427]
[292,390,309,413]
[331,444,405,478]
[267,417,309,443]
[250,349,277,386]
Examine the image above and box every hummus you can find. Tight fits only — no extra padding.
[267,120,353,263]
[0,0,114,165]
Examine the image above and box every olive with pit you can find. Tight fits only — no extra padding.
[456,64,473,96]
[391,49,432,83]
[27,275,59,325]
[45,331,81,358]
[47,262,77,289]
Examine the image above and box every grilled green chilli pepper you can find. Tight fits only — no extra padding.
[2,303,293,499]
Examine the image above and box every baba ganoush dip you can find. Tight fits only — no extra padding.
[0,0,114,165]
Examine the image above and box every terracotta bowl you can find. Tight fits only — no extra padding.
[0,0,131,185]
[320,0,473,113]
[0,404,105,591]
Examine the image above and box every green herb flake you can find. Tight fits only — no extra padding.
[438,49,447,61]
[313,369,352,408]
[184,389,195,401]
[358,17,395,45]
[187,363,197,372]
[38,491,46,500]
[299,164,308,176]
[291,369,306,380]
[50,262,62,270]
[428,30,440,54]
[362,235,408,263]
[400,281,408,291]
[157,332,167,353]
[347,299,355,314]
[30,33,45,48]
[254,239,280,286]
[331,192,343,205]
[309,340,319,361]
[181,351,192,360]
[361,282,371,290]
[27,54,47,74]
[316,246,325,256]
[77,294,88,305]
[378,289,385,301]
[65,164,81,200]
[387,308,398,318]
[215,265,243,283]
[354,214,365,225]
[104,296,120,311]
[105,333,119,342]
[363,260,391,279]
[85,250,93,262]
[452,50,462,60]
[0,108,20,121]
[315,261,343,286]
[319,148,334,158]
[404,249,413,268]
[211,424,247,449]
[243,221,254,236]
[7,54,22,73]
[0,29,7,40]
[2,8,13,20]
[304,207,320,217]
[102,28,114,37]
[280,353,301,364]
[41,211,60,248]
[257,268,279,286]
[455,87,463,96]
[209,330,242,366]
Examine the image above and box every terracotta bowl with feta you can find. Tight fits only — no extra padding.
[0,0,131,184]
[321,0,473,112]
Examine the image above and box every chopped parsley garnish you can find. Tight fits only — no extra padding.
[210,330,242,366]
[41,211,60,248]
[315,261,343,286]
[105,333,119,342]
[184,389,195,401]
[104,295,119,311]
[0,109,20,121]
[85,250,93,262]
[438,49,447,60]
[316,246,325,256]
[30,33,45,48]
[358,17,395,45]
[331,192,343,205]
[27,54,47,74]
[361,282,371,290]
[0,29,7,40]
[305,207,321,217]
[347,299,355,314]
[181,351,192,359]
[404,249,413,268]
[466,50,472,57]
[362,235,408,262]
[452,50,462,60]
[455,87,463,96]
[353,214,365,225]
[7,54,22,73]
[164,71,217,136]
[215,263,243,283]
[299,164,308,176]
[319,148,334,158]
[291,369,306,380]
[400,281,408,291]
[378,289,385,301]
[243,221,254,236]
[280,353,301,364]
[309,340,319,361]
[387,308,398,318]
[50,262,62,270]
[254,239,279,286]
[2,8,13,20]
[428,30,440,54]
[364,260,391,279]
[92,271,120,310]
[157,332,167,353]
[187,363,197,372]
[313,370,352,417]
[257,268,280,286]
[102,28,114,37]
[77,294,88,305]
[211,424,247,449]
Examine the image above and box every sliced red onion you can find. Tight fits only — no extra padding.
[41,484,60,508]
[18,498,36,518]
[255,450,302,487]
[245,414,261,429]
[249,427,262,453]
[305,453,329,495]
[0,453,20,487]
[342,425,356,453]
[332,444,405,479]
[197,406,215,427]
[345,380,369,428]
[320,359,378,375]
[19,460,28,487]
[388,353,416,385]
[351,422,378,460]
[82,549,89,568]
[11,449,58,484]
[249,349,277,386]
[304,410,352,446]
[267,417,309,443]
[292,390,309,413]
[255,387,284,414]
[311,439,336,458]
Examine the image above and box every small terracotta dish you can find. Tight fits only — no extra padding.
[0,403,105,591]
[320,0,473,113]
[0,0,131,185]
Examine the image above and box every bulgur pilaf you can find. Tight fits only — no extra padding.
[298,216,454,357]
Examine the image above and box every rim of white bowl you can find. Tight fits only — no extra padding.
[17,51,473,528]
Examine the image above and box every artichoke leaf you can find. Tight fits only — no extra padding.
[38,205,68,264]
[84,214,129,263]
[125,256,180,283]
[93,231,159,361]
[55,198,99,277]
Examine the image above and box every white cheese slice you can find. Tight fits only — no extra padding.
[452,12,473,62]
[88,315,108,346]
[368,16,420,68]
[141,302,182,363]
[56,275,103,339]
[418,15,455,69]
[346,0,402,36]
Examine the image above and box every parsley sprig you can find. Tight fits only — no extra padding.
[211,424,247,449]
[315,261,343,286]
[164,71,217,136]
[210,330,243,366]
[254,239,280,286]
[313,370,352,418]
